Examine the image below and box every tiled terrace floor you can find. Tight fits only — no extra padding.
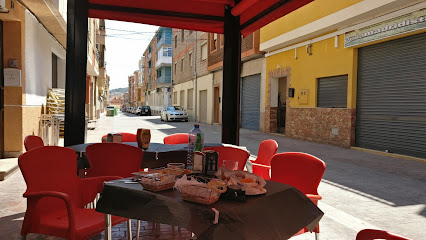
[1,112,425,239]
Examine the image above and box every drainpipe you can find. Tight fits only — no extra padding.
[194,31,198,122]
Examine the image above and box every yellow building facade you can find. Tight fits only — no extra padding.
[261,0,426,158]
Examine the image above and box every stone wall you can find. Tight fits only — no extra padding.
[269,107,277,133]
[285,107,356,148]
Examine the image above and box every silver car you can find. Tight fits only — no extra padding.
[161,106,188,122]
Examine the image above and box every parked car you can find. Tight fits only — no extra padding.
[161,106,188,122]
[140,106,152,116]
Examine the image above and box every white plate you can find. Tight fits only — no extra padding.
[245,187,267,195]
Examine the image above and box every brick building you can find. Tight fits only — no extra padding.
[207,30,264,130]
[172,30,210,122]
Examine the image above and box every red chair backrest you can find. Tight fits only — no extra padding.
[255,139,278,165]
[271,152,326,195]
[85,143,143,178]
[163,133,189,145]
[24,135,44,151]
[204,146,249,171]
[356,229,413,240]
[19,146,82,210]
[101,132,137,142]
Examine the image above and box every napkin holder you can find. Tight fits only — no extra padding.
[203,150,219,176]
[105,133,122,143]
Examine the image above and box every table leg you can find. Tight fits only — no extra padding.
[105,214,111,240]
[127,219,132,240]
[78,169,85,178]
[136,220,141,240]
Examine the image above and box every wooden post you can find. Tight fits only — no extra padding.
[65,0,89,146]
[221,5,241,145]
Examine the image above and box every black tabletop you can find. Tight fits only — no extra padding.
[67,142,223,169]
[96,178,323,240]
[68,142,212,153]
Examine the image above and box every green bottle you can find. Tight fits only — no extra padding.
[194,133,203,152]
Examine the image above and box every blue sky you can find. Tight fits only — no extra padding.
[105,20,158,90]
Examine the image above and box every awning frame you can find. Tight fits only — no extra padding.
[64,0,314,147]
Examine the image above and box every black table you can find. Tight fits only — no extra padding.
[68,142,223,170]
[96,178,323,240]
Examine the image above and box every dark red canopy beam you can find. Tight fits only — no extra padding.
[89,3,224,22]
[239,0,314,36]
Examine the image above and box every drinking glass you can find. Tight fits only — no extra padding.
[222,160,239,172]
[167,163,185,169]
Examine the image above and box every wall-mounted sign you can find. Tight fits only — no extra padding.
[345,8,426,48]
[4,68,21,87]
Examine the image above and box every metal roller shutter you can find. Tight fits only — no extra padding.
[241,74,260,131]
[356,33,426,158]
[318,75,348,108]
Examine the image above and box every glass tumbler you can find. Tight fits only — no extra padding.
[167,163,185,169]
[222,160,239,172]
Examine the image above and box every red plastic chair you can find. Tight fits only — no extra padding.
[101,132,137,142]
[204,146,249,171]
[271,152,326,239]
[85,143,143,178]
[356,229,413,240]
[24,135,44,151]
[18,146,127,240]
[163,133,189,145]
[251,139,278,180]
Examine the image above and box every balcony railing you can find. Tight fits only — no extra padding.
[156,75,172,85]
[156,37,172,49]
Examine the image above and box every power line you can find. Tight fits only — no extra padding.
[104,34,208,41]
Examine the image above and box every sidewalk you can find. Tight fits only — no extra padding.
[0,112,425,239]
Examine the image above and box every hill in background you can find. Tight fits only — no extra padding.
[109,87,127,97]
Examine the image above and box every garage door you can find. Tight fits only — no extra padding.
[356,33,426,158]
[199,90,207,123]
[241,74,260,131]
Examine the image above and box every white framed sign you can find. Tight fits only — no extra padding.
[345,8,426,48]
[4,68,21,87]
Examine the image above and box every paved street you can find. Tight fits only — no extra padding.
[1,111,425,240]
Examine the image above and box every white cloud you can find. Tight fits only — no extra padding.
[105,20,158,90]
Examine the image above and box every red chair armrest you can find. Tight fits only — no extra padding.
[23,191,76,232]
[306,194,322,201]
[251,162,271,169]
[79,176,122,205]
